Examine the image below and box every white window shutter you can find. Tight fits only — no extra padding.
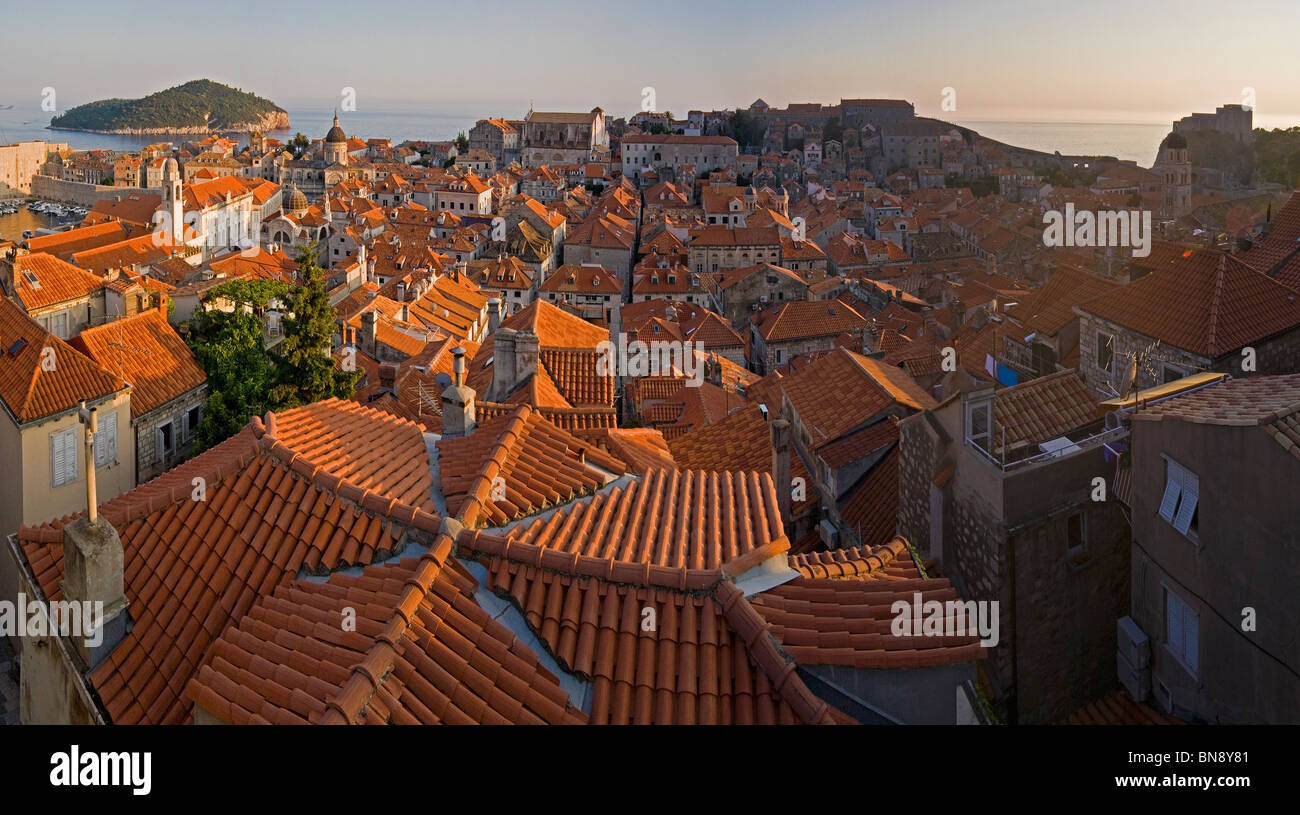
[51,428,76,486]
[1158,462,1183,523]
[52,431,67,486]
[1173,470,1199,535]
[94,411,116,468]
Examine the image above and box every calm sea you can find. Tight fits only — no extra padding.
[0,105,501,153]
[3,105,1296,173]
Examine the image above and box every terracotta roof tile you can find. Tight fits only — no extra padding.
[1130,373,1300,462]
[438,404,626,527]
[1057,687,1184,725]
[10,252,107,311]
[668,403,818,514]
[1079,249,1300,358]
[187,557,586,724]
[71,308,205,417]
[17,400,442,724]
[0,297,126,423]
[992,370,1100,454]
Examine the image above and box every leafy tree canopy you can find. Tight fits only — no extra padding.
[267,244,358,409]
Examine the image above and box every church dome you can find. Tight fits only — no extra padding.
[287,185,308,215]
[325,114,347,144]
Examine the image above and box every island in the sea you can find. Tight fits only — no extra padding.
[48,79,289,135]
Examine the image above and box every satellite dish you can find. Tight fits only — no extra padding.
[433,372,452,388]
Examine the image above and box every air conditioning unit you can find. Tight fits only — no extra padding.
[1116,616,1151,701]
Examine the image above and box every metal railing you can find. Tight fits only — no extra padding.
[967,424,1128,472]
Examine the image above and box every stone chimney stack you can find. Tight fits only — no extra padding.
[361,310,378,357]
[513,330,539,389]
[441,346,476,437]
[487,297,502,333]
[397,281,407,302]
[705,352,723,387]
[771,417,793,526]
[488,327,518,401]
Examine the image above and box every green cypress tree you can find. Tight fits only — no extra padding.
[269,243,358,409]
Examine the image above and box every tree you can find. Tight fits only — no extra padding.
[186,304,273,452]
[268,244,358,409]
[725,110,763,148]
[823,116,844,144]
[455,131,469,153]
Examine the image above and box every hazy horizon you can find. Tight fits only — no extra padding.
[2,0,1297,127]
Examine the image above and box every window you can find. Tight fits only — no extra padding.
[1066,511,1087,562]
[1163,585,1199,676]
[184,406,201,443]
[1159,458,1200,539]
[1097,331,1114,374]
[966,398,993,452]
[94,411,116,468]
[51,427,78,487]
[157,421,175,463]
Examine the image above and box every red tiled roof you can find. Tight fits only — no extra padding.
[438,404,627,527]
[71,309,205,417]
[668,403,818,514]
[779,347,933,447]
[496,467,782,569]
[750,570,986,670]
[18,402,444,724]
[0,297,126,424]
[1079,249,1300,358]
[187,555,586,724]
[1130,373,1300,462]
[1057,688,1183,725]
[992,370,1099,453]
[755,299,868,342]
[11,252,107,311]
[838,445,901,550]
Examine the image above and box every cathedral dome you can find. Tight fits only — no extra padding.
[325,114,347,144]
[287,185,308,215]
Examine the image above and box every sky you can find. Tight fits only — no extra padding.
[2,0,1297,126]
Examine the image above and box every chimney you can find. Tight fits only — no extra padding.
[441,346,476,437]
[705,352,723,387]
[378,362,398,392]
[63,406,128,669]
[487,327,518,401]
[513,330,539,390]
[361,310,378,356]
[397,281,407,302]
[487,297,502,333]
[771,417,793,526]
